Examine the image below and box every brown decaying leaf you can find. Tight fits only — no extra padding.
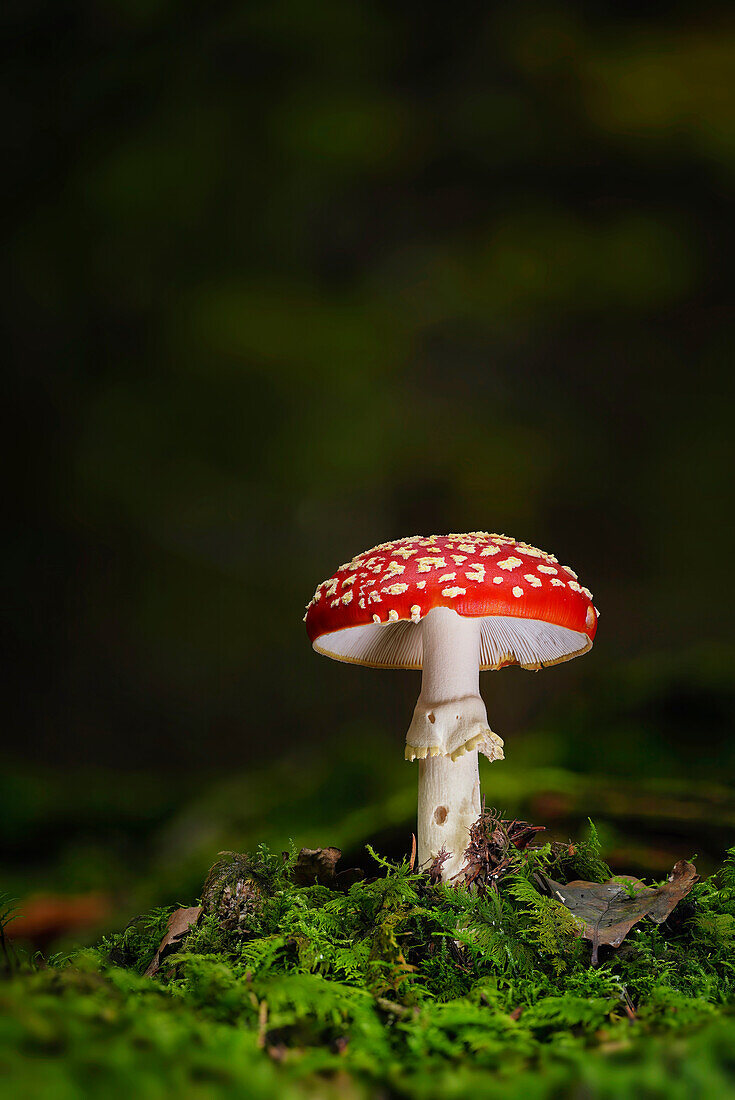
[540,859,698,965]
[144,906,202,977]
[290,847,363,889]
[290,847,342,886]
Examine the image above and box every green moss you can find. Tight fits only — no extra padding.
[2,836,735,1098]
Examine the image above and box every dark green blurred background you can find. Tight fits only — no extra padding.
[3,0,734,938]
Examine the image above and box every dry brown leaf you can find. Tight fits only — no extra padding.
[540,859,698,965]
[144,905,202,977]
[290,847,362,889]
[290,847,343,886]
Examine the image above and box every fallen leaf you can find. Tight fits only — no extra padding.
[144,906,202,977]
[291,847,342,886]
[540,859,698,965]
[290,847,363,889]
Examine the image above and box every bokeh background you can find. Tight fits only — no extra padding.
[4,0,734,946]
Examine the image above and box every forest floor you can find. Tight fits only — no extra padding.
[2,811,735,1099]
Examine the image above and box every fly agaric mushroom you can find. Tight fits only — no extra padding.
[305,533,597,881]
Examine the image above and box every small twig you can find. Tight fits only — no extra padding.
[375,997,411,1018]
[257,999,268,1049]
[620,987,637,1021]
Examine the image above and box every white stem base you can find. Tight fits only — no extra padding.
[418,750,481,880]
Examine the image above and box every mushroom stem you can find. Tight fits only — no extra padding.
[407,607,498,880]
[418,752,480,881]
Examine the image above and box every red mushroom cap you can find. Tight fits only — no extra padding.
[305,532,597,671]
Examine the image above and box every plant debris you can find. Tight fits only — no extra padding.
[460,807,546,890]
[540,859,699,964]
[428,847,451,884]
[289,846,363,889]
[290,846,342,885]
[144,906,202,977]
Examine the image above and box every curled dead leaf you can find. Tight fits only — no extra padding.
[290,847,362,889]
[290,847,342,886]
[539,859,698,965]
[144,906,202,977]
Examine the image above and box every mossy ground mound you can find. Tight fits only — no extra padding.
[2,822,735,1098]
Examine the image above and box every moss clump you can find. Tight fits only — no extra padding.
[201,849,272,934]
[2,826,735,1098]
